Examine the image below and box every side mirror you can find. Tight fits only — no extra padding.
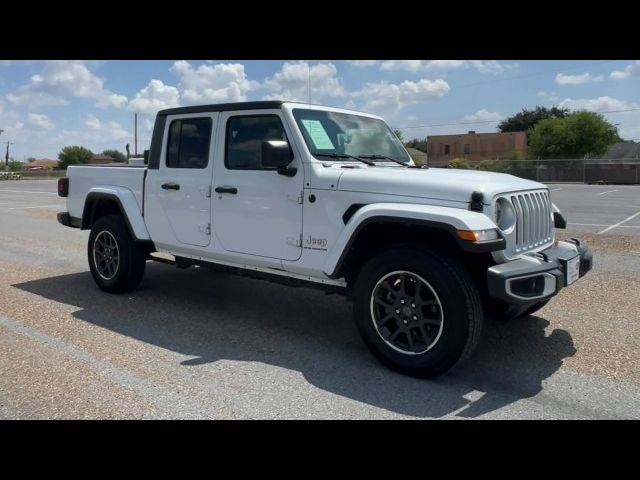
[143,150,150,165]
[261,140,292,168]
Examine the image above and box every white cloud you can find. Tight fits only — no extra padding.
[537,90,564,103]
[6,61,127,109]
[555,96,640,141]
[354,78,450,118]
[83,115,130,141]
[128,79,180,115]
[170,60,255,105]
[381,60,464,71]
[27,113,55,130]
[127,61,256,116]
[557,96,637,112]
[463,109,503,122]
[262,61,346,102]
[610,60,640,80]
[380,60,517,74]
[555,72,604,85]
[347,60,379,67]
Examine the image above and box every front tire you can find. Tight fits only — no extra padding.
[352,245,483,378]
[88,214,147,293]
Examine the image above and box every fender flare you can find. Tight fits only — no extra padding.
[82,186,151,241]
[324,203,502,278]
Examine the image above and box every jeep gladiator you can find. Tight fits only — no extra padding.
[57,101,593,377]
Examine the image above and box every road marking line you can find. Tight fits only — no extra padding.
[569,223,640,229]
[550,188,562,191]
[597,189,620,196]
[8,204,61,210]
[598,210,640,234]
[0,189,57,195]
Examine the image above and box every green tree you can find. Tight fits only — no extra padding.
[393,129,405,142]
[498,106,570,138]
[101,149,127,163]
[405,138,428,152]
[529,111,621,159]
[58,146,94,169]
[8,160,23,172]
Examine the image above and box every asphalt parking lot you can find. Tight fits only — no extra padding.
[549,183,640,235]
[0,180,639,419]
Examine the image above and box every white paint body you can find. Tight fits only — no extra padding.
[65,102,555,285]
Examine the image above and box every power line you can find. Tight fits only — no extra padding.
[396,107,640,130]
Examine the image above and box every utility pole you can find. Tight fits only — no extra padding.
[5,141,14,167]
[134,112,138,157]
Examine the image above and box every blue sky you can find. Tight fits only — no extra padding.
[0,60,639,160]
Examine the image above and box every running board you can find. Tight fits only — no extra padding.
[149,252,192,269]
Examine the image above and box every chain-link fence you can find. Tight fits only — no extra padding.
[429,158,640,184]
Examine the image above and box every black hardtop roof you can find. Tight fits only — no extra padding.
[157,101,285,116]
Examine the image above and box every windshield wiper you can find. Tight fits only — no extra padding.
[358,154,409,166]
[312,152,376,166]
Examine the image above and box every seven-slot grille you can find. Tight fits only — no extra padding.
[509,190,553,253]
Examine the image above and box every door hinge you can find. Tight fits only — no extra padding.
[199,185,212,198]
[287,193,304,204]
[286,234,302,247]
[199,223,211,235]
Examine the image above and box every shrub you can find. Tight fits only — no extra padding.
[448,157,471,169]
[474,160,511,173]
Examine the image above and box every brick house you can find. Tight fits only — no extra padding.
[427,131,528,164]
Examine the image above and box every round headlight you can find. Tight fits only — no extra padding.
[495,197,516,232]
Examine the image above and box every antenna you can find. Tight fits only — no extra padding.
[134,112,138,156]
[308,61,311,104]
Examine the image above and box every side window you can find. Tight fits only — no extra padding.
[166,117,212,169]
[226,115,288,170]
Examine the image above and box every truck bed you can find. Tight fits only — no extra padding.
[66,164,147,220]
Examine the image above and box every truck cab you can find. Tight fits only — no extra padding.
[57,100,592,378]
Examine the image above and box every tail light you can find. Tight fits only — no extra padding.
[58,177,69,197]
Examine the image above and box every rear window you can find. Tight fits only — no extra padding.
[166,117,212,169]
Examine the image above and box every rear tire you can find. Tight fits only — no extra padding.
[352,245,483,378]
[88,214,147,293]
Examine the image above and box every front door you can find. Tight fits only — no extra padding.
[211,111,303,261]
[145,113,218,248]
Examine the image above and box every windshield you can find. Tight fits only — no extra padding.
[292,108,412,164]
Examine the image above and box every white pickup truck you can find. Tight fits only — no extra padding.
[57,101,592,377]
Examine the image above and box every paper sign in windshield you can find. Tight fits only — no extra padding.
[301,120,335,150]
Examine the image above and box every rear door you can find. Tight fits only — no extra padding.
[145,113,218,248]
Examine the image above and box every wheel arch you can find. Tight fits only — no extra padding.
[81,189,151,241]
[325,203,503,283]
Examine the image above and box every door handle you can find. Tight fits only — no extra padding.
[215,186,238,194]
[162,182,180,190]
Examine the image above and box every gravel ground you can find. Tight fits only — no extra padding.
[0,180,639,419]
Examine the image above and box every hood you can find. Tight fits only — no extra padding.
[336,167,545,204]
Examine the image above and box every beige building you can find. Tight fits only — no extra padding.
[427,131,528,164]
[22,158,59,171]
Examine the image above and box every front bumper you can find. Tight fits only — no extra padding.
[487,238,593,305]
